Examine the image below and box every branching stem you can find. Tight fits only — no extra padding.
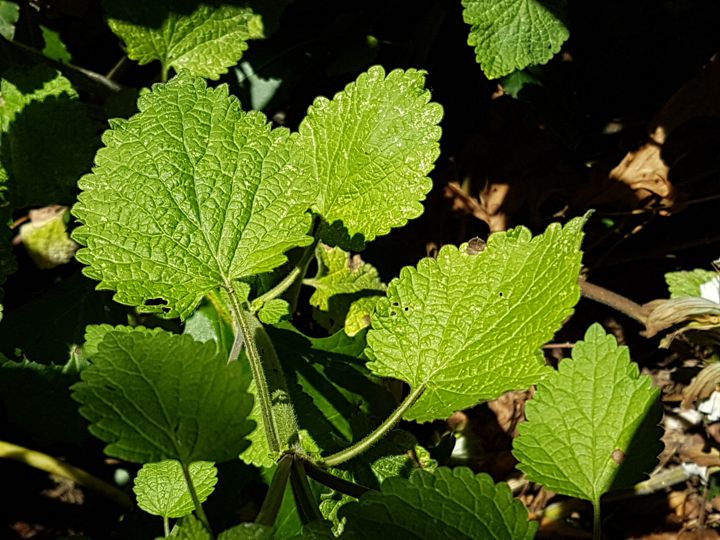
[181,462,211,531]
[304,460,372,498]
[579,280,649,325]
[322,384,426,468]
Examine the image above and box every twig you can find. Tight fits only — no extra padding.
[579,279,649,326]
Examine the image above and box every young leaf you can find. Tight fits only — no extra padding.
[305,244,385,332]
[345,296,382,336]
[0,1,19,40]
[462,0,569,79]
[40,25,72,64]
[296,66,442,247]
[73,73,314,319]
[18,205,77,269]
[103,0,263,80]
[134,460,217,518]
[366,217,586,422]
[666,269,717,298]
[0,65,97,208]
[513,324,663,505]
[173,515,212,540]
[340,467,537,539]
[72,328,254,463]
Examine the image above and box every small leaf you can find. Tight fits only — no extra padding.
[345,296,382,337]
[134,460,217,518]
[72,327,254,464]
[366,217,586,422]
[0,65,97,208]
[40,25,72,63]
[218,523,273,539]
[173,515,212,540]
[462,0,569,79]
[103,0,263,80]
[297,66,442,247]
[340,467,537,539]
[513,324,663,504]
[258,298,291,324]
[306,244,385,332]
[0,1,19,40]
[666,269,717,298]
[73,73,314,319]
[18,205,77,269]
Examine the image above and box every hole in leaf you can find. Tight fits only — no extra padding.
[145,298,168,306]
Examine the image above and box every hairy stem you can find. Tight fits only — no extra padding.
[580,280,649,325]
[0,440,131,508]
[253,239,318,311]
[255,454,294,527]
[226,284,281,452]
[304,461,372,499]
[290,459,323,524]
[322,384,426,468]
[181,462,211,531]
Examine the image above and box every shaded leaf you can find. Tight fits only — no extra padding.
[666,269,717,298]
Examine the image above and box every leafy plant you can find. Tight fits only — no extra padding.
[2,1,688,538]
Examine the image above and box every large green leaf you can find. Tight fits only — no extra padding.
[462,0,569,79]
[0,65,97,208]
[296,66,442,248]
[73,73,314,319]
[366,217,586,422]
[513,324,663,505]
[103,0,263,80]
[72,327,254,463]
[340,467,537,539]
[134,460,217,518]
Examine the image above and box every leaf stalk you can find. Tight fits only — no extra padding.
[255,454,294,527]
[180,462,211,531]
[322,384,426,468]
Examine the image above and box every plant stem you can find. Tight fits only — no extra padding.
[0,440,131,508]
[579,280,649,325]
[252,239,318,311]
[303,460,372,498]
[181,462,211,531]
[226,284,281,452]
[163,517,170,537]
[592,499,602,540]
[255,454,294,527]
[322,384,426,468]
[290,459,323,524]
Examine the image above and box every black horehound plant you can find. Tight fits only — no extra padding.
[63,67,663,539]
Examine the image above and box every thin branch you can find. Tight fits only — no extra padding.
[255,454,294,527]
[181,462,211,531]
[579,279,649,326]
[290,459,323,524]
[304,461,372,499]
[252,239,318,311]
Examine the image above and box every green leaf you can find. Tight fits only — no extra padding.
[17,205,77,269]
[296,66,442,247]
[666,269,717,298]
[345,296,382,337]
[366,217,586,422]
[103,0,263,80]
[0,65,97,208]
[513,324,663,504]
[462,0,569,79]
[340,467,537,539]
[72,327,254,463]
[40,25,72,63]
[0,1,19,40]
[258,298,291,324]
[134,460,217,518]
[173,515,212,540]
[73,73,314,319]
[183,298,235,357]
[0,272,126,364]
[0,354,88,444]
[218,523,273,539]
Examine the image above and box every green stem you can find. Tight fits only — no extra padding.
[290,459,323,524]
[592,498,602,540]
[252,239,318,312]
[226,285,281,452]
[161,63,170,83]
[163,517,170,537]
[181,462,211,532]
[255,454,294,527]
[0,440,131,508]
[322,385,426,468]
[303,460,371,499]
